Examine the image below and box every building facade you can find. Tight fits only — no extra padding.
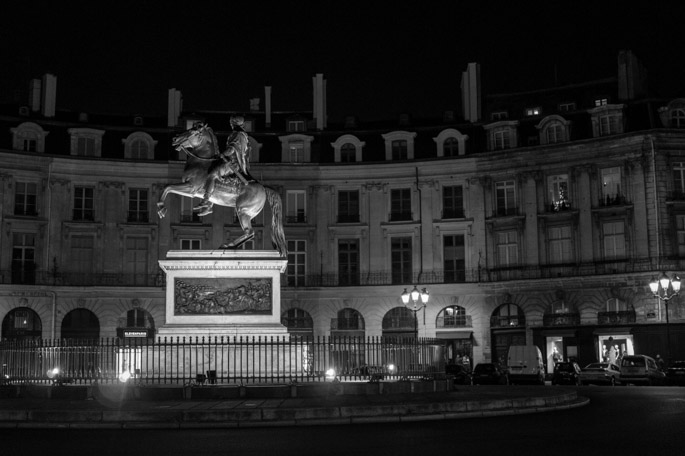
[2,52,685,372]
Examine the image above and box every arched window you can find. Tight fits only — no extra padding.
[117,308,155,339]
[334,308,364,330]
[606,298,627,312]
[382,307,415,331]
[443,137,459,157]
[491,303,525,327]
[672,108,685,128]
[1,307,42,340]
[61,308,100,341]
[281,308,313,332]
[340,143,356,162]
[122,132,156,159]
[437,305,468,328]
[130,139,149,159]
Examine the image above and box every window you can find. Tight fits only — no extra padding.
[180,239,201,250]
[599,115,619,136]
[548,225,573,263]
[548,174,570,211]
[11,122,48,153]
[128,189,149,223]
[338,190,360,223]
[130,139,149,159]
[497,231,518,266]
[390,189,412,221]
[125,236,149,285]
[443,137,459,157]
[492,303,525,327]
[338,239,359,286]
[495,180,517,216]
[674,162,685,198]
[288,120,305,132]
[493,130,511,150]
[68,127,105,156]
[77,137,96,156]
[677,215,685,257]
[287,240,306,287]
[491,112,508,120]
[559,102,576,112]
[443,234,465,282]
[438,305,467,327]
[14,182,37,216]
[73,187,94,221]
[601,167,622,204]
[281,308,313,331]
[595,98,608,107]
[121,131,157,159]
[546,123,564,144]
[71,235,94,283]
[289,140,305,163]
[12,233,36,284]
[525,107,541,116]
[180,197,201,223]
[340,143,356,162]
[603,221,625,259]
[391,140,407,160]
[442,185,464,218]
[673,109,685,128]
[391,237,412,284]
[605,298,628,312]
[286,190,306,223]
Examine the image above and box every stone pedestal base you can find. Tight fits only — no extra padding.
[158,250,289,339]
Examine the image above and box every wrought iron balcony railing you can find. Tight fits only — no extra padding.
[490,315,526,328]
[543,312,580,327]
[597,310,636,325]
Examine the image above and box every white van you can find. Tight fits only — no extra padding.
[507,345,546,385]
[619,354,666,386]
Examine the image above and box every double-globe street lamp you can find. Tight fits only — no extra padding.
[649,272,680,364]
[401,286,429,339]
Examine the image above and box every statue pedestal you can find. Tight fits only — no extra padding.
[157,250,289,339]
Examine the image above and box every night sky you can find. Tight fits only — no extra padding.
[2,1,684,122]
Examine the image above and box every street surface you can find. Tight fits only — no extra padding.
[2,386,684,455]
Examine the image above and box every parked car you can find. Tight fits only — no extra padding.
[507,345,545,385]
[665,360,685,386]
[579,362,621,386]
[472,363,509,385]
[551,361,582,385]
[445,363,472,385]
[619,355,666,385]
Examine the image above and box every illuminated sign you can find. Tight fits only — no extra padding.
[123,330,148,338]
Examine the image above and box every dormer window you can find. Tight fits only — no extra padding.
[68,128,104,157]
[673,109,685,128]
[382,131,416,161]
[331,134,364,163]
[491,111,508,121]
[536,115,570,145]
[434,129,468,157]
[657,99,685,128]
[279,134,314,163]
[594,98,608,107]
[525,107,541,116]
[11,122,49,153]
[559,102,576,112]
[484,121,518,151]
[588,104,625,138]
[288,120,306,132]
[122,132,157,160]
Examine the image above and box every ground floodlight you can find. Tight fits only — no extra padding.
[47,367,60,379]
[325,368,337,381]
[119,370,131,383]
[388,364,396,374]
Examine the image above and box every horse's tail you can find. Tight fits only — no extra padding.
[265,186,288,257]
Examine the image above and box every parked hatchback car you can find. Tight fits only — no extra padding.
[445,363,472,385]
[551,361,582,385]
[472,363,509,385]
[579,362,621,386]
[619,355,666,385]
[665,360,685,386]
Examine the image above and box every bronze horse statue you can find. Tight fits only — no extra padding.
[156,123,287,256]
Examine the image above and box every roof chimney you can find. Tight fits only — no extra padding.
[265,86,272,128]
[618,50,647,101]
[167,88,183,127]
[41,73,57,117]
[461,63,481,123]
[29,78,41,112]
[312,73,327,130]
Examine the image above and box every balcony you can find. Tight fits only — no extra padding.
[543,312,580,326]
[597,310,636,325]
[1,270,164,287]
[490,315,525,328]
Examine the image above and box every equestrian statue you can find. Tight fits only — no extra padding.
[156,118,287,257]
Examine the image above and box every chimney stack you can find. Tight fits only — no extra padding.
[41,73,57,117]
[312,73,327,130]
[265,86,272,128]
[461,63,481,123]
[29,78,41,112]
[618,50,647,101]
[167,88,183,127]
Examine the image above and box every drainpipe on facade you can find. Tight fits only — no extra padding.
[416,167,423,281]
[650,136,660,268]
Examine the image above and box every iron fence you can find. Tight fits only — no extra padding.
[0,336,445,386]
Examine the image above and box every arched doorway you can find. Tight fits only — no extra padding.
[436,305,473,369]
[61,308,100,341]
[1,307,42,340]
[490,303,526,365]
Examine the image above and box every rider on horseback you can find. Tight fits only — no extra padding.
[195,116,254,216]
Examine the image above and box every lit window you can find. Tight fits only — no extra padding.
[595,98,608,107]
[548,175,570,211]
[601,167,622,204]
[525,107,541,116]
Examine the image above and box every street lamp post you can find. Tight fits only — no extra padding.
[649,272,680,364]
[401,286,429,339]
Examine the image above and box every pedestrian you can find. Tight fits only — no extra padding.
[656,354,665,370]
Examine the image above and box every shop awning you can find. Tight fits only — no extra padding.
[435,330,473,340]
[593,327,633,335]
